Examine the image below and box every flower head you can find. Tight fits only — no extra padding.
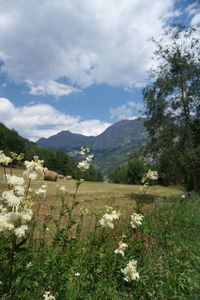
[14,225,28,238]
[0,151,12,165]
[43,291,55,300]
[99,209,121,229]
[77,160,90,171]
[121,259,140,282]
[130,212,144,229]
[114,241,128,256]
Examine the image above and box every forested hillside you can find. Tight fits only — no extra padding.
[0,123,103,181]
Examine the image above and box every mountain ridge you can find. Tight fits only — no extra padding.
[37,118,147,174]
[37,118,146,151]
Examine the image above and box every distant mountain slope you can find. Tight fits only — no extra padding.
[0,123,77,177]
[38,130,94,151]
[37,118,147,174]
[37,118,146,151]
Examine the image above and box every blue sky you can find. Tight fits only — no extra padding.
[0,0,199,141]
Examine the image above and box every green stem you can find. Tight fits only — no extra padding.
[3,166,8,182]
[25,178,31,198]
[8,238,16,294]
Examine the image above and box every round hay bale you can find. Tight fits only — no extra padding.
[66,175,72,180]
[44,170,58,182]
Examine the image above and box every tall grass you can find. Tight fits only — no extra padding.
[0,151,199,299]
[1,192,200,299]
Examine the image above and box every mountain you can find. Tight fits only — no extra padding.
[0,123,77,177]
[37,118,147,174]
[37,118,146,151]
[38,130,94,151]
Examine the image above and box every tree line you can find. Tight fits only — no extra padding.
[0,123,103,181]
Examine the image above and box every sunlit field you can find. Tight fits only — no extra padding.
[0,166,184,234]
[1,163,200,299]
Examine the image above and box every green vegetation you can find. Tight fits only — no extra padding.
[0,123,103,181]
[0,170,199,299]
[143,26,200,191]
[0,153,199,299]
[110,155,149,184]
[93,141,145,175]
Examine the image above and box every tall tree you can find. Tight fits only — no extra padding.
[143,26,200,191]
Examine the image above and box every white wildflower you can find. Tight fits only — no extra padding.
[181,194,186,199]
[0,215,14,232]
[80,208,89,215]
[75,272,80,277]
[42,184,48,188]
[105,205,113,212]
[79,150,85,156]
[0,151,12,165]
[130,212,144,229]
[86,154,94,162]
[7,175,25,186]
[14,225,28,238]
[2,190,21,207]
[77,160,90,171]
[60,186,66,192]
[35,187,46,197]
[26,262,33,269]
[7,211,21,223]
[23,170,38,181]
[24,156,46,180]
[21,209,33,223]
[14,185,25,196]
[114,241,128,256]
[99,210,121,229]
[43,291,55,300]
[121,259,140,282]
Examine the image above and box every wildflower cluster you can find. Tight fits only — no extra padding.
[0,150,12,166]
[0,152,45,238]
[99,205,143,282]
[114,240,128,256]
[130,212,144,229]
[140,169,152,194]
[35,184,47,197]
[23,156,47,180]
[77,147,94,172]
[43,291,55,300]
[121,259,140,282]
[99,206,121,229]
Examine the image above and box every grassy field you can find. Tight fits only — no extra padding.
[1,166,200,299]
[0,166,184,233]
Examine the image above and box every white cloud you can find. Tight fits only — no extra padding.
[0,98,111,141]
[26,80,80,97]
[186,1,200,26]
[0,0,177,89]
[110,101,143,121]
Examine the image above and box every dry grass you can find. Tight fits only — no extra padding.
[0,167,184,236]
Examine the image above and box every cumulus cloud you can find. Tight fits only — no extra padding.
[186,1,200,26]
[110,101,143,121]
[0,98,111,141]
[0,0,178,90]
[26,80,80,97]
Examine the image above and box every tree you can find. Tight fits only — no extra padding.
[143,26,200,191]
[127,156,145,184]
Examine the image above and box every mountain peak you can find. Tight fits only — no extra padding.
[37,118,146,151]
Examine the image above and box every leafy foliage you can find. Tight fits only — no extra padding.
[143,26,200,191]
[110,155,147,184]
